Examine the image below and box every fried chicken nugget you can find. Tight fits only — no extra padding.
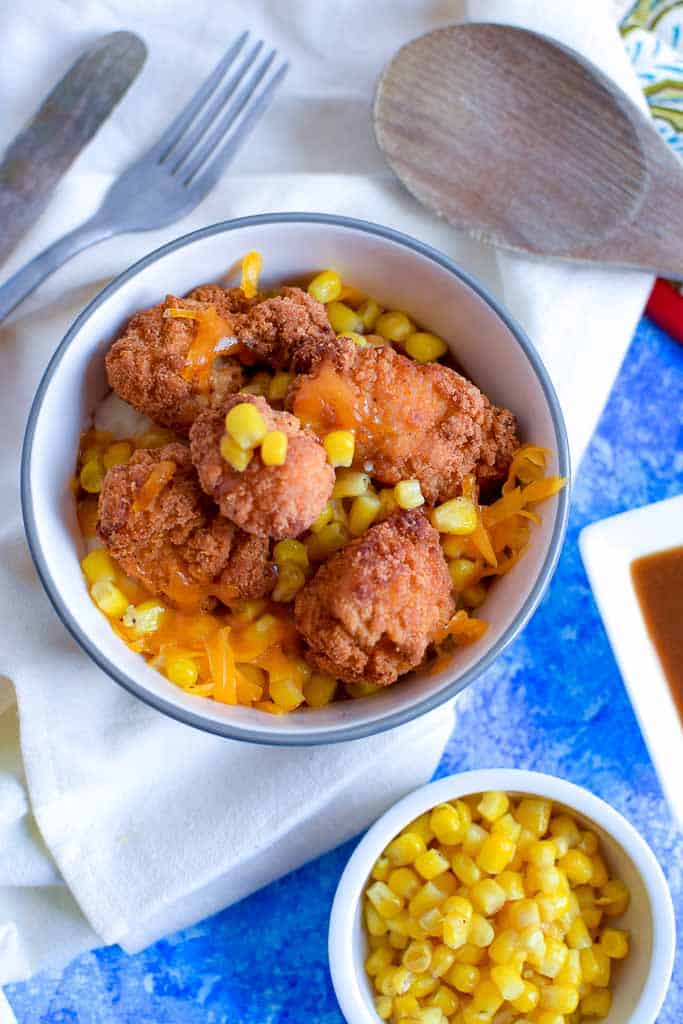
[190,394,335,540]
[105,289,251,433]
[97,443,273,606]
[289,344,518,503]
[231,286,343,373]
[294,510,454,686]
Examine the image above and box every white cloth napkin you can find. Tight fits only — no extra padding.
[0,0,653,1011]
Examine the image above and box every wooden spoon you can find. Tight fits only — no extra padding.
[374,23,683,278]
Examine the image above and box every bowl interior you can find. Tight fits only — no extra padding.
[24,216,568,742]
[332,772,667,1024]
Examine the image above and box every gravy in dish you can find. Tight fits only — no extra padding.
[631,545,683,722]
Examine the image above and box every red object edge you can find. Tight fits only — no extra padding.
[646,278,683,344]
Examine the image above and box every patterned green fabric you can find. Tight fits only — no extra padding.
[620,0,683,151]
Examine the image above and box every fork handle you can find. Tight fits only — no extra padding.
[0,214,116,322]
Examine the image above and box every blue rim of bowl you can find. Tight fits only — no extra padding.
[21,212,571,746]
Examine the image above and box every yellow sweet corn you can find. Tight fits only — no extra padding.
[375,310,414,342]
[164,651,199,688]
[357,297,382,330]
[403,940,432,973]
[558,849,593,884]
[80,459,104,493]
[566,915,592,950]
[516,797,553,836]
[90,580,128,618]
[374,995,392,1020]
[392,992,419,1018]
[81,549,116,584]
[599,927,629,959]
[528,840,558,868]
[497,871,525,901]
[307,269,342,304]
[468,914,494,948]
[556,948,582,987]
[269,675,305,711]
[509,898,541,930]
[431,497,478,535]
[220,433,253,471]
[239,250,262,298]
[366,945,394,976]
[470,978,503,1016]
[327,300,362,334]
[580,988,612,1017]
[477,790,509,822]
[272,563,306,603]
[410,973,440,998]
[387,832,427,867]
[122,599,166,635]
[430,803,463,845]
[476,833,515,874]
[414,848,450,881]
[225,402,267,449]
[273,539,309,570]
[426,984,459,1016]
[461,823,488,857]
[598,879,630,916]
[448,962,480,994]
[580,946,611,987]
[349,491,381,535]
[366,903,389,936]
[448,558,477,591]
[268,371,294,401]
[103,441,133,469]
[451,851,481,887]
[303,672,337,707]
[389,868,421,900]
[470,879,506,916]
[372,857,391,882]
[491,964,525,1001]
[240,371,272,396]
[332,469,369,498]
[511,979,540,1014]
[367,881,404,919]
[305,521,348,560]
[404,331,448,363]
[261,430,288,466]
[394,479,424,510]
[324,430,355,467]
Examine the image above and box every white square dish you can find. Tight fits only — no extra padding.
[580,494,683,824]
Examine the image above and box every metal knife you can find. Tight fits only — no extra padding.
[0,30,147,264]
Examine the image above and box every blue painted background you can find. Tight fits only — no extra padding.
[7,316,682,1022]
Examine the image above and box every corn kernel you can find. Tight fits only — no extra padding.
[382,965,414,997]
[403,940,432,973]
[490,964,524,1000]
[338,330,370,348]
[367,881,404,919]
[375,310,414,342]
[81,549,116,585]
[598,879,630,916]
[443,905,472,949]
[477,790,509,822]
[366,903,389,936]
[122,599,166,635]
[413,1008,443,1024]
[462,583,487,609]
[402,812,435,844]
[453,943,485,965]
[90,580,129,618]
[448,558,477,591]
[80,459,104,493]
[408,881,443,918]
[323,429,355,468]
[332,468,369,499]
[269,674,305,711]
[415,848,450,881]
[389,868,421,900]
[511,979,540,1013]
[497,871,525,901]
[387,832,427,867]
[430,803,464,845]
[268,371,294,401]
[489,929,520,966]
[225,402,267,450]
[103,441,133,469]
[308,269,342,304]
[431,497,478,535]
[516,798,552,837]
[599,928,629,959]
[357,298,382,330]
[476,834,515,874]
[424,944,454,980]
[528,840,558,868]
[491,812,522,842]
[534,1014,566,1024]
[164,651,199,688]
[557,949,581,987]
[448,962,480,994]
[349,491,381,535]
[471,978,503,1016]
[388,917,412,942]
[366,945,394,976]
[468,914,494,948]
[305,521,348,560]
[557,849,593,885]
[461,823,488,858]
[418,907,443,937]
[470,879,506,917]
[580,947,610,988]
[374,994,393,1020]
[393,992,419,1018]
[533,937,568,979]
[372,857,391,882]
[394,479,424,510]
[451,851,481,887]
[272,563,306,603]
[239,250,262,298]
[566,916,592,950]
[327,300,362,334]
[509,899,541,930]
[540,984,579,1014]
[404,331,448,363]
[578,830,599,855]
[427,984,459,1016]
[433,873,457,900]
[411,973,440,998]
[220,433,253,471]
[520,925,546,961]
[260,430,288,466]
[550,815,582,851]
[580,988,612,1017]
[377,487,399,520]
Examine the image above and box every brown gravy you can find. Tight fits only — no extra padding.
[630,545,683,722]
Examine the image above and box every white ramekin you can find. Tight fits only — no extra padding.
[328,768,675,1024]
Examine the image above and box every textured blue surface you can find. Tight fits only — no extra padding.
[7,316,682,1023]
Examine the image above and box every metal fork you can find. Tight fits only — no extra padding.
[0,32,288,321]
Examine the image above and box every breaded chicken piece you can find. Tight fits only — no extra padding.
[289,344,518,504]
[231,286,343,373]
[190,394,335,540]
[105,290,249,434]
[97,443,273,606]
[294,510,454,686]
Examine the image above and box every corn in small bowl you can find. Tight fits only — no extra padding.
[328,769,674,1024]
